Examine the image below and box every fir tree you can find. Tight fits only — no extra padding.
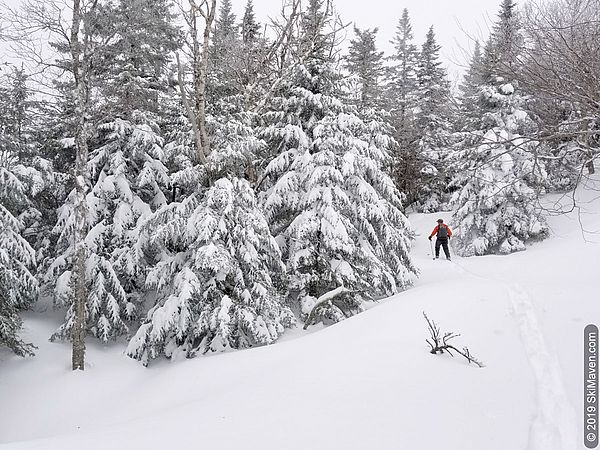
[298,0,335,62]
[0,70,40,356]
[238,0,263,92]
[0,68,30,160]
[416,27,451,133]
[46,0,179,343]
[458,41,484,127]
[126,0,288,365]
[388,8,419,127]
[241,0,260,44]
[0,163,38,356]
[127,177,294,365]
[450,108,549,256]
[450,0,548,256]
[99,0,180,118]
[260,1,416,326]
[492,0,522,72]
[209,0,241,100]
[344,27,385,109]
[413,26,453,212]
[0,68,57,298]
[386,8,420,205]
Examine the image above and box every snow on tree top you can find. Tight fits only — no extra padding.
[500,83,514,95]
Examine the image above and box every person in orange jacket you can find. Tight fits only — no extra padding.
[428,218,452,260]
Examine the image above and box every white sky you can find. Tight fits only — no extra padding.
[1,0,505,84]
[230,0,503,84]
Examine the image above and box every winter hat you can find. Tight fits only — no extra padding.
[437,218,444,223]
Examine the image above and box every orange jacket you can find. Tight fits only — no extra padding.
[429,224,452,239]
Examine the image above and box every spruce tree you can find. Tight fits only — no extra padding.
[450,0,549,256]
[416,27,451,133]
[388,8,419,129]
[260,0,416,327]
[413,26,453,212]
[386,9,421,206]
[458,41,484,128]
[492,0,522,72]
[238,0,263,92]
[344,27,385,109]
[241,0,260,44]
[127,177,294,365]
[46,0,179,343]
[0,91,38,355]
[125,0,292,365]
[0,165,38,356]
[209,0,241,100]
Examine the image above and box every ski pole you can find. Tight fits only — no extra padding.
[429,239,434,258]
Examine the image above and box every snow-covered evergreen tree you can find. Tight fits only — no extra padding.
[46,0,179,342]
[205,108,263,183]
[241,0,260,45]
[260,0,416,327]
[416,27,451,134]
[343,26,397,200]
[450,0,549,256]
[457,41,484,128]
[127,104,280,364]
[127,177,294,365]
[238,0,263,92]
[386,8,421,205]
[161,90,198,198]
[0,161,38,356]
[387,9,419,131]
[122,0,293,365]
[344,27,385,109]
[0,70,40,356]
[0,68,31,160]
[413,26,453,212]
[208,0,242,100]
[0,66,66,309]
[491,0,522,72]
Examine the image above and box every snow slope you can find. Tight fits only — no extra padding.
[1,176,598,450]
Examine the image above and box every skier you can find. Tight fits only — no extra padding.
[428,219,452,260]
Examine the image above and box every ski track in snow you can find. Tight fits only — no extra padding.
[443,253,578,450]
[508,285,578,450]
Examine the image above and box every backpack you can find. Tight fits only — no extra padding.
[437,224,448,239]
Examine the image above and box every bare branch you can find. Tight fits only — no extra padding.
[423,312,484,368]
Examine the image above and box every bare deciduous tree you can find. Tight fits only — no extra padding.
[515,0,600,174]
[176,0,216,164]
[68,0,98,372]
[2,0,103,370]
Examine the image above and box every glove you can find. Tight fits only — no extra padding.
[428,236,432,241]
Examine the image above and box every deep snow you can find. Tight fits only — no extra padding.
[1,176,598,450]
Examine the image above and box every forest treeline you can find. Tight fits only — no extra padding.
[0,0,598,367]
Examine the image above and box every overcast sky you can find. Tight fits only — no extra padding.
[230,0,504,84]
[1,0,505,84]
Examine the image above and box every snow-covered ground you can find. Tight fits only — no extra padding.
[1,177,598,450]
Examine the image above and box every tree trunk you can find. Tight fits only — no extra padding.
[586,159,595,175]
[70,0,90,371]
[176,51,205,164]
[190,0,216,163]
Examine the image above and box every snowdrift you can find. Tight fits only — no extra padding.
[1,176,598,450]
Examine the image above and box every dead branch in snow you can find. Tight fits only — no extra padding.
[423,312,484,368]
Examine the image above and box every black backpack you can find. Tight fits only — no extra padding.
[437,224,448,239]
